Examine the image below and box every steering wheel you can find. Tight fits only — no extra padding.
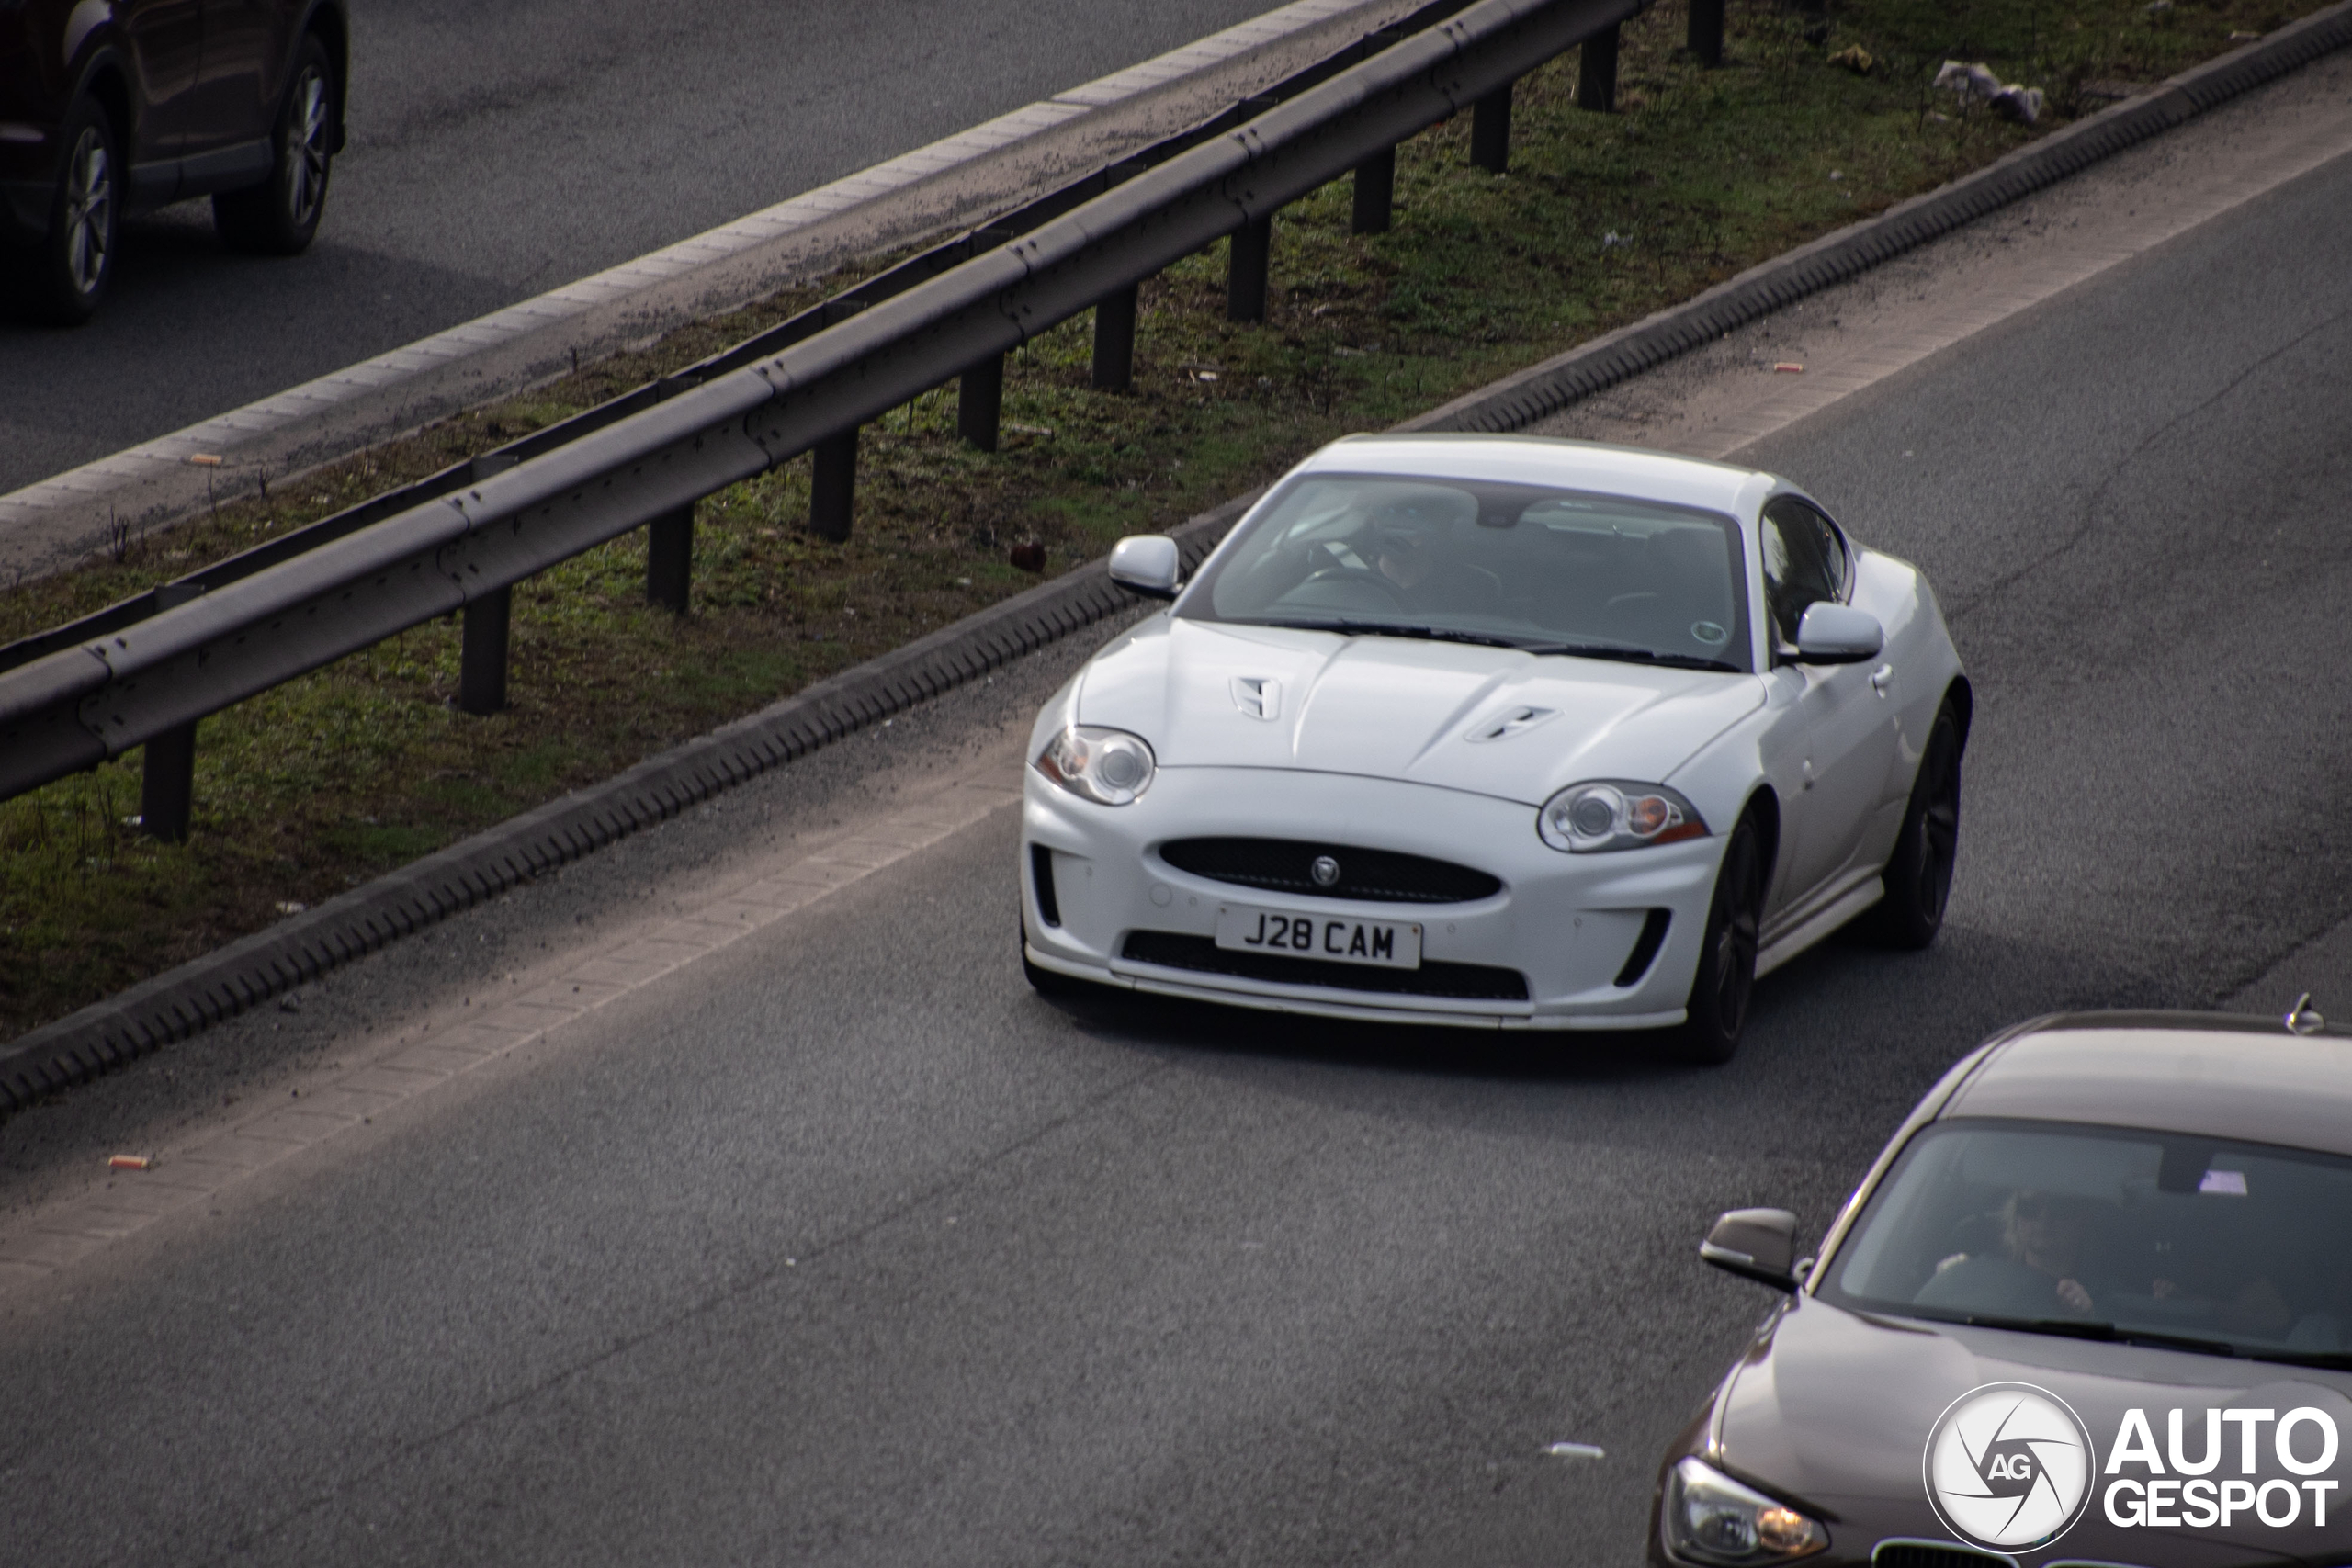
[1294,565,1412,614]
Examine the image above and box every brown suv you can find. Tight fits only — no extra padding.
[0,0,348,323]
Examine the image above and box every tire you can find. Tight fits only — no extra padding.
[10,97,118,325]
[1673,813,1763,1066]
[1864,702,1962,950]
[214,35,334,254]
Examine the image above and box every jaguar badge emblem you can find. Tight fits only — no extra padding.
[1311,855,1341,887]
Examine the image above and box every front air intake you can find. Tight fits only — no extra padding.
[1871,1541,2022,1568]
[1613,909,1671,987]
[1120,931,1528,1000]
[1159,838,1501,904]
[1030,844,1062,928]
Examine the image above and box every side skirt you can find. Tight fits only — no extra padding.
[1755,877,1883,978]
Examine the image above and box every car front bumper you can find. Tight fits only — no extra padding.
[1022,764,1724,1031]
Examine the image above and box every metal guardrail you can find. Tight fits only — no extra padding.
[0,0,1655,833]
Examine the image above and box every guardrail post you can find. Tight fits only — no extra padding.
[460,586,511,716]
[139,579,207,842]
[1227,216,1272,323]
[141,721,197,843]
[811,429,857,543]
[1092,285,1138,392]
[1689,0,1724,66]
[1471,84,1512,172]
[1352,145,1395,234]
[1579,24,1621,112]
[959,354,1004,452]
[647,504,693,615]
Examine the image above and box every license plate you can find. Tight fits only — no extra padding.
[1214,905,1422,969]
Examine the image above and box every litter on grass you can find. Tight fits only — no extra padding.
[1933,60,2043,124]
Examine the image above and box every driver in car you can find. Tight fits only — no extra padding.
[1915,1190,2102,1319]
[1371,497,1501,615]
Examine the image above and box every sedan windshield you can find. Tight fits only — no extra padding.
[1818,1118,2352,1366]
[1182,474,1753,672]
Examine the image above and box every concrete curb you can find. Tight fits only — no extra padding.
[0,496,1253,1112]
[0,0,1405,583]
[1403,0,2352,435]
[6,1,2347,1112]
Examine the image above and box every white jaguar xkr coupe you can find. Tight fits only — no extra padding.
[1019,435,1969,1061]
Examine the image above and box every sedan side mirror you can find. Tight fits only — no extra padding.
[1108,535,1182,599]
[1700,1208,1802,1292]
[1792,603,1883,664]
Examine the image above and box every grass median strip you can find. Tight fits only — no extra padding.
[0,0,2317,1043]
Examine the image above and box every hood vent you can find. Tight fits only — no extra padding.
[1466,705,1557,742]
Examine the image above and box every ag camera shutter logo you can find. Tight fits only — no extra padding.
[1924,1382,2096,1551]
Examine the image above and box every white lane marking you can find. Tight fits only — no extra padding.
[0,761,1025,1296]
[1530,54,2352,462]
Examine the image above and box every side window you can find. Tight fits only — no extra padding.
[1760,497,1846,649]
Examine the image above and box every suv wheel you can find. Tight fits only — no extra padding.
[12,98,118,324]
[215,35,334,254]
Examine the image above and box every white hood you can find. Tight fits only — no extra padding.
[1075,616,1763,806]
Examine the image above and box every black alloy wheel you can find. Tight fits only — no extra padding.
[12,98,118,324]
[215,35,335,254]
[1675,814,1762,1065]
[1866,702,1962,950]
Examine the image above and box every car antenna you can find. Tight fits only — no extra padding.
[2285,993,2326,1036]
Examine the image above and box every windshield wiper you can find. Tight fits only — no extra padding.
[1924,1311,2245,1359]
[1518,641,1744,673]
[1255,619,1525,649]
[1243,619,1743,671]
[2247,1348,2352,1372]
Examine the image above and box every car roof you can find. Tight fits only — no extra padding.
[1942,1010,2352,1157]
[1298,434,1768,518]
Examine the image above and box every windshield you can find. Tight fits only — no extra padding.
[1818,1119,2352,1365]
[1182,474,1753,672]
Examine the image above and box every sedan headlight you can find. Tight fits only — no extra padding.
[1538,781,1708,852]
[1661,1458,1827,1566]
[1035,726,1157,807]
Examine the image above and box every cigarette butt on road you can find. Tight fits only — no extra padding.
[108,1154,155,1171]
[187,453,224,467]
[1773,362,1804,374]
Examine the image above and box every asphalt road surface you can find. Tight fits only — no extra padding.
[5,122,2351,1568]
[0,0,1327,497]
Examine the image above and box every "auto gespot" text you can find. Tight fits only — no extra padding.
[2102,1407,2340,1529]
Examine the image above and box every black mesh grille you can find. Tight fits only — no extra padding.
[1158,838,1501,904]
[1872,1544,2019,1568]
[1120,931,1529,1001]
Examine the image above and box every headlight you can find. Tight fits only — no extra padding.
[1538,781,1708,852]
[1661,1458,1827,1566]
[1035,726,1157,807]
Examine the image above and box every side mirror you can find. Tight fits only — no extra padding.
[1700,1208,1802,1292]
[1792,603,1883,664]
[1108,535,1182,599]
